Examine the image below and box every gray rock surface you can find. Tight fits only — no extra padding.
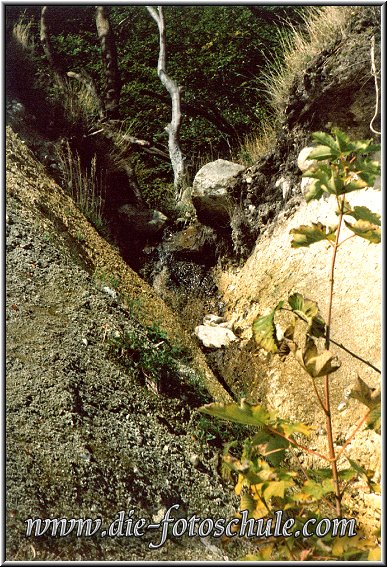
[192,159,245,227]
[5,131,250,561]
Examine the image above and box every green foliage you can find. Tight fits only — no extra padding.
[296,130,380,247]
[108,322,184,392]
[8,5,305,190]
[290,222,337,247]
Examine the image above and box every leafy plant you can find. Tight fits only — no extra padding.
[107,322,185,394]
[199,129,381,560]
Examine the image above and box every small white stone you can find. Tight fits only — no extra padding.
[102,286,118,299]
[194,325,238,348]
[337,402,347,412]
[189,454,200,467]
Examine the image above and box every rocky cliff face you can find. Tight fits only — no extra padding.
[228,6,381,258]
[5,127,251,561]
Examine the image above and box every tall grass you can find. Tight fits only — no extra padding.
[238,6,355,164]
[262,6,354,113]
[56,141,106,230]
[12,16,35,53]
[50,78,102,130]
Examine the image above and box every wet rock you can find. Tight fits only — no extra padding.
[192,159,245,227]
[161,224,218,264]
[118,204,167,235]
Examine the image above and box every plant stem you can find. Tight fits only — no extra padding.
[335,409,371,462]
[324,196,345,518]
[266,425,330,462]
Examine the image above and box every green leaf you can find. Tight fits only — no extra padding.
[290,222,336,248]
[251,430,289,466]
[311,131,340,155]
[304,179,325,202]
[341,177,369,194]
[288,293,318,318]
[278,421,315,438]
[293,478,334,501]
[252,302,283,352]
[240,491,256,514]
[287,294,326,338]
[346,458,371,479]
[352,140,381,155]
[344,219,381,243]
[263,480,287,500]
[338,468,358,481]
[367,407,381,434]
[308,145,337,160]
[199,399,273,427]
[332,128,356,154]
[346,206,381,226]
[307,467,333,480]
[327,167,344,194]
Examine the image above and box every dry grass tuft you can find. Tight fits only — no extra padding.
[12,17,35,53]
[56,141,106,229]
[263,6,355,114]
[237,124,277,166]
[56,79,102,129]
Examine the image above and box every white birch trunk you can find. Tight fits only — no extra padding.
[147,6,186,201]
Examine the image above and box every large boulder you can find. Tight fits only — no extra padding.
[191,159,245,227]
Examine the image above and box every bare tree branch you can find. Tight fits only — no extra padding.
[140,88,238,140]
[146,5,186,200]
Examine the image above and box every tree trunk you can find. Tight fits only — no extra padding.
[147,6,186,201]
[40,6,64,80]
[95,6,121,120]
